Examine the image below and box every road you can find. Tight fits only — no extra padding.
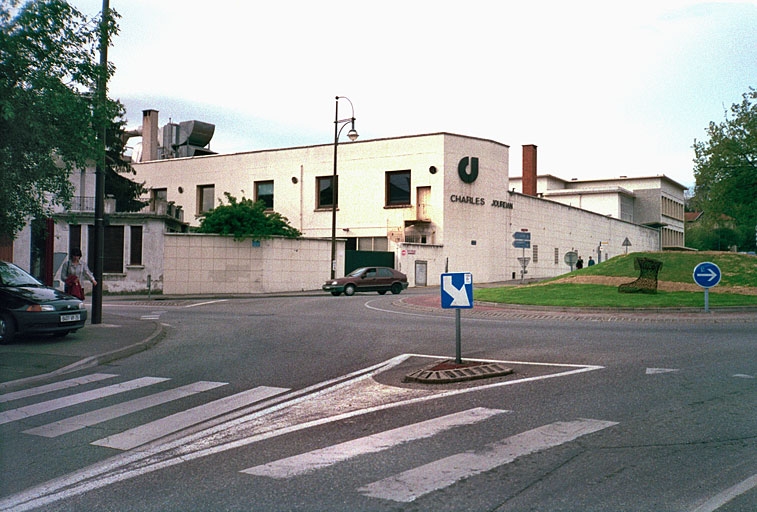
[1,290,755,511]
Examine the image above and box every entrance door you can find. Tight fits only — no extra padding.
[415,260,427,287]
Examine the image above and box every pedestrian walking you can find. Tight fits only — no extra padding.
[61,248,97,300]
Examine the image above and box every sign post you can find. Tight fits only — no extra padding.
[692,261,721,313]
[512,230,531,282]
[441,272,473,363]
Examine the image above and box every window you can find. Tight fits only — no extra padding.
[317,176,337,209]
[197,185,215,213]
[88,225,124,273]
[533,245,539,263]
[386,170,411,206]
[151,188,167,212]
[554,248,559,264]
[255,181,274,209]
[130,226,143,265]
[69,224,82,255]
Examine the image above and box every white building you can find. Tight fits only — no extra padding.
[127,110,672,288]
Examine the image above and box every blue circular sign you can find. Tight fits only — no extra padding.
[693,262,721,288]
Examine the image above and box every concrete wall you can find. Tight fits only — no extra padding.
[162,234,343,295]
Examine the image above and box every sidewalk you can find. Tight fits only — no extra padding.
[0,310,163,390]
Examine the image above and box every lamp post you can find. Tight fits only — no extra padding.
[330,96,358,279]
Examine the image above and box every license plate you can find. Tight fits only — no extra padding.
[60,314,81,323]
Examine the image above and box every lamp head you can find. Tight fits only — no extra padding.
[347,118,358,141]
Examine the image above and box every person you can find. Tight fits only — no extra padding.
[588,256,595,266]
[61,248,97,300]
[576,256,584,270]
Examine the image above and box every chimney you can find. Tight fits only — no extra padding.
[142,109,159,162]
[522,144,537,197]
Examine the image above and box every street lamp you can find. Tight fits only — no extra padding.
[330,96,358,279]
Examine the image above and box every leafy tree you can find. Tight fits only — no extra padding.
[105,110,147,212]
[0,0,133,238]
[692,88,757,251]
[196,193,302,240]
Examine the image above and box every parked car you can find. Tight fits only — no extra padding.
[323,266,409,296]
[0,261,87,344]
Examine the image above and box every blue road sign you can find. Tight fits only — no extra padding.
[512,231,531,241]
[693,261,721,288]
[512,240,531,249]
[441,272,473,309]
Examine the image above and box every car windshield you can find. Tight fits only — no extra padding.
[346,268,368,278]
[0,262,43,287]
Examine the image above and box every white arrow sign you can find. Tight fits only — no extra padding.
[442,275,471,307]
[695,268,718,282]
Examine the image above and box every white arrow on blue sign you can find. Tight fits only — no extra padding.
[693,261,721,288]
[441,272,473,309]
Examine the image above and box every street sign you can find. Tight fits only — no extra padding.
[564,251,578,267]
[441,272,473,309]
[517,257,530,268]
[693,262,721,288]
[512,240,531,249]
[512,231,531,241]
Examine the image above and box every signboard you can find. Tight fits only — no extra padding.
[564,251,578,267]
[441,272,473,309]
[693,262,721,289]
[512,231,531,241]
[512,240,531,249]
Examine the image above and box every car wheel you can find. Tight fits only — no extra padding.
[377,290,387,295]
[391,283,403,295]
[344,284,356,296]
[0,313,15,345]
[330,291,341,296]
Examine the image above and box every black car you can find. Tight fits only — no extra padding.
[322,266,409,296]
[0,261,87,344]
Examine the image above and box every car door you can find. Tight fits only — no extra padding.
[374,268,395,291]
[358,268,378,292]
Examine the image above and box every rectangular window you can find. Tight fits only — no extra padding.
[69,224,82,256]
[151,188,167,212]
[88,225,124,273]
[386,170,411,206]
[255,180,274,210]
[197,185,215,213]
[533,245,539,263]
[317,176,337,209]
[554,248,559,264]
[130,226,143,265]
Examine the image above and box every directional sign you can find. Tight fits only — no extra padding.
[693,262,721,288]
[512,231,531,241]
[441,272,473,309]
[512,240,531,249]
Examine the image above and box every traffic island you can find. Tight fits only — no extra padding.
[404,359,514,384]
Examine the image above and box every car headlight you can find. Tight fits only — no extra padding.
[330,281,338,286]
[26,304,56,312]
[79,302,86,309]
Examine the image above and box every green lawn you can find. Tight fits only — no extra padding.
[473,252,757,308]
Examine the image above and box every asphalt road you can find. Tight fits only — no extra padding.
[1,291,755,511]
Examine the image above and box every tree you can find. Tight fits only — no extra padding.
[0,0,130,238]
[692,88,757,251]
[196,193,302,240]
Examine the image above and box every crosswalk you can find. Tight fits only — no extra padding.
[0,371,618,505]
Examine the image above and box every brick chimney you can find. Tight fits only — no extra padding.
[522,144,537,197]
[142,109,159,162]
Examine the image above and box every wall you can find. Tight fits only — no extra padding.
[162,234,343,295]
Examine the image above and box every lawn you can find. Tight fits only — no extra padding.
[473,252,757,308]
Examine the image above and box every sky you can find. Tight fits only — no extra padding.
[70,0,757,188]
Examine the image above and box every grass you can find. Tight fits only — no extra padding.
[474,251,757,308]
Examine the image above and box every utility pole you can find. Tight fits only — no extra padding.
[91,0,109,324]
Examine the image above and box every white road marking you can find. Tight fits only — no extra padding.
[646,368,680,375]
[0,377,169,426]
[0,355,603,512]
[185,300,228,308]
[91,386,289,450]
[242,407,508,478]
[24,381,227,438]
[359,418,618,502]
[0,373,118,403]
[732,374,755,379]
[691,473,757,512]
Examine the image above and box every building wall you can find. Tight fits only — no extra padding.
[162,234,340,294]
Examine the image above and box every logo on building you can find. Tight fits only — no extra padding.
[458,156,479,183]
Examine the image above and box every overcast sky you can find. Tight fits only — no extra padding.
[71,0,757,188]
